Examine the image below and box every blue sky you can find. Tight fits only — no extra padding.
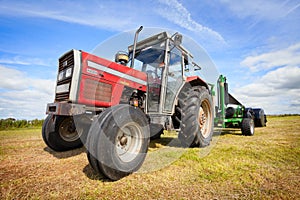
[0,0,300,119]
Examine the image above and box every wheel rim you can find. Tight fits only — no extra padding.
[59,117,82,142]
[250,120,254,134]
[116,122,143,163]
[198,99,212,138]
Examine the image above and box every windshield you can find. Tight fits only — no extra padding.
[132,41,166,72]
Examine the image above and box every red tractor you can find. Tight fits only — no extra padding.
[43,27,215,180]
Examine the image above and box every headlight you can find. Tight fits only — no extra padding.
[58,71,64,81]
[65,67,72,78]
[57,67,72,81]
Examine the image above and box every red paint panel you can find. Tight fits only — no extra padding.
[78,74,112,107]
[81,51,147,91]
[77,51,148,108]
[186,76,209,89]
[78,74,125,107]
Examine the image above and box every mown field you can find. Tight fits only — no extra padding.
[1,116,299,199]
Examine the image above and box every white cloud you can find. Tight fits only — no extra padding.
[156,0,225,42]
[220,0,300,20]
[0,56,52,66]
[232,66,300,114]
[0,66,27,90]
[241,42,300,72]
[235,43,300,114]
[260,66,300,90]
[0,65,55,119]
[235,66,300,96]
[0,66,55,92]
[283,2,300,17]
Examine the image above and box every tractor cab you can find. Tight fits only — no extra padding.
[127,32,192,115]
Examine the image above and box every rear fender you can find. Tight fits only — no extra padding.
[186,76,209,90]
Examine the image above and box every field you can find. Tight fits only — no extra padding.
[1,116,299,199]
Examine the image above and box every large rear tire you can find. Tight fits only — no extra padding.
[177,86,214,147]
[86,105,150,181]
[42,115,87,151]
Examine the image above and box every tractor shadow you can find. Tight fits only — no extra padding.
[82,130,244,182]
[43,146,112,181]
[82,164,112,182]
[82,136,183,182]
[149,136,182,148]
[43,146,85,159]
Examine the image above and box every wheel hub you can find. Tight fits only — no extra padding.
[198,99,212,138]
[115,122,143,163]
[119,135,128,146]
[59,117,81,142]
[199,107,206,129]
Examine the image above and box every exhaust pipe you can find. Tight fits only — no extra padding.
[130,26,143,68]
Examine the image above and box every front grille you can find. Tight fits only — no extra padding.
[55,92,70,101]
[59,51,74,71]
[55,50,74,102]
[83,79,112,102]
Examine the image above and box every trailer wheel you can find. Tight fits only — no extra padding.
[253,109,266,127]
[178,86,214,147]
[42,115,87,151]
[241,118,255,136]
[86,105,150,181]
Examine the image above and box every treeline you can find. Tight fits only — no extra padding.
[268,114,300,117]
[0,118,44,131]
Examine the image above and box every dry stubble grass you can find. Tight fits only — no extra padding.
[0,116,299,199]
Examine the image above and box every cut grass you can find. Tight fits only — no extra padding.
[0,116,299,199]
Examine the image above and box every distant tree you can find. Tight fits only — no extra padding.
[0,118,44,130]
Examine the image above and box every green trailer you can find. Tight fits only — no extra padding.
[214,75,267,135]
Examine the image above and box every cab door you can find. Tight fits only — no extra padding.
[163,47,184,113]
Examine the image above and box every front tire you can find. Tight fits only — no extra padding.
[177,86,214,147]
[86,105,150,180]
[42,115,87,151]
